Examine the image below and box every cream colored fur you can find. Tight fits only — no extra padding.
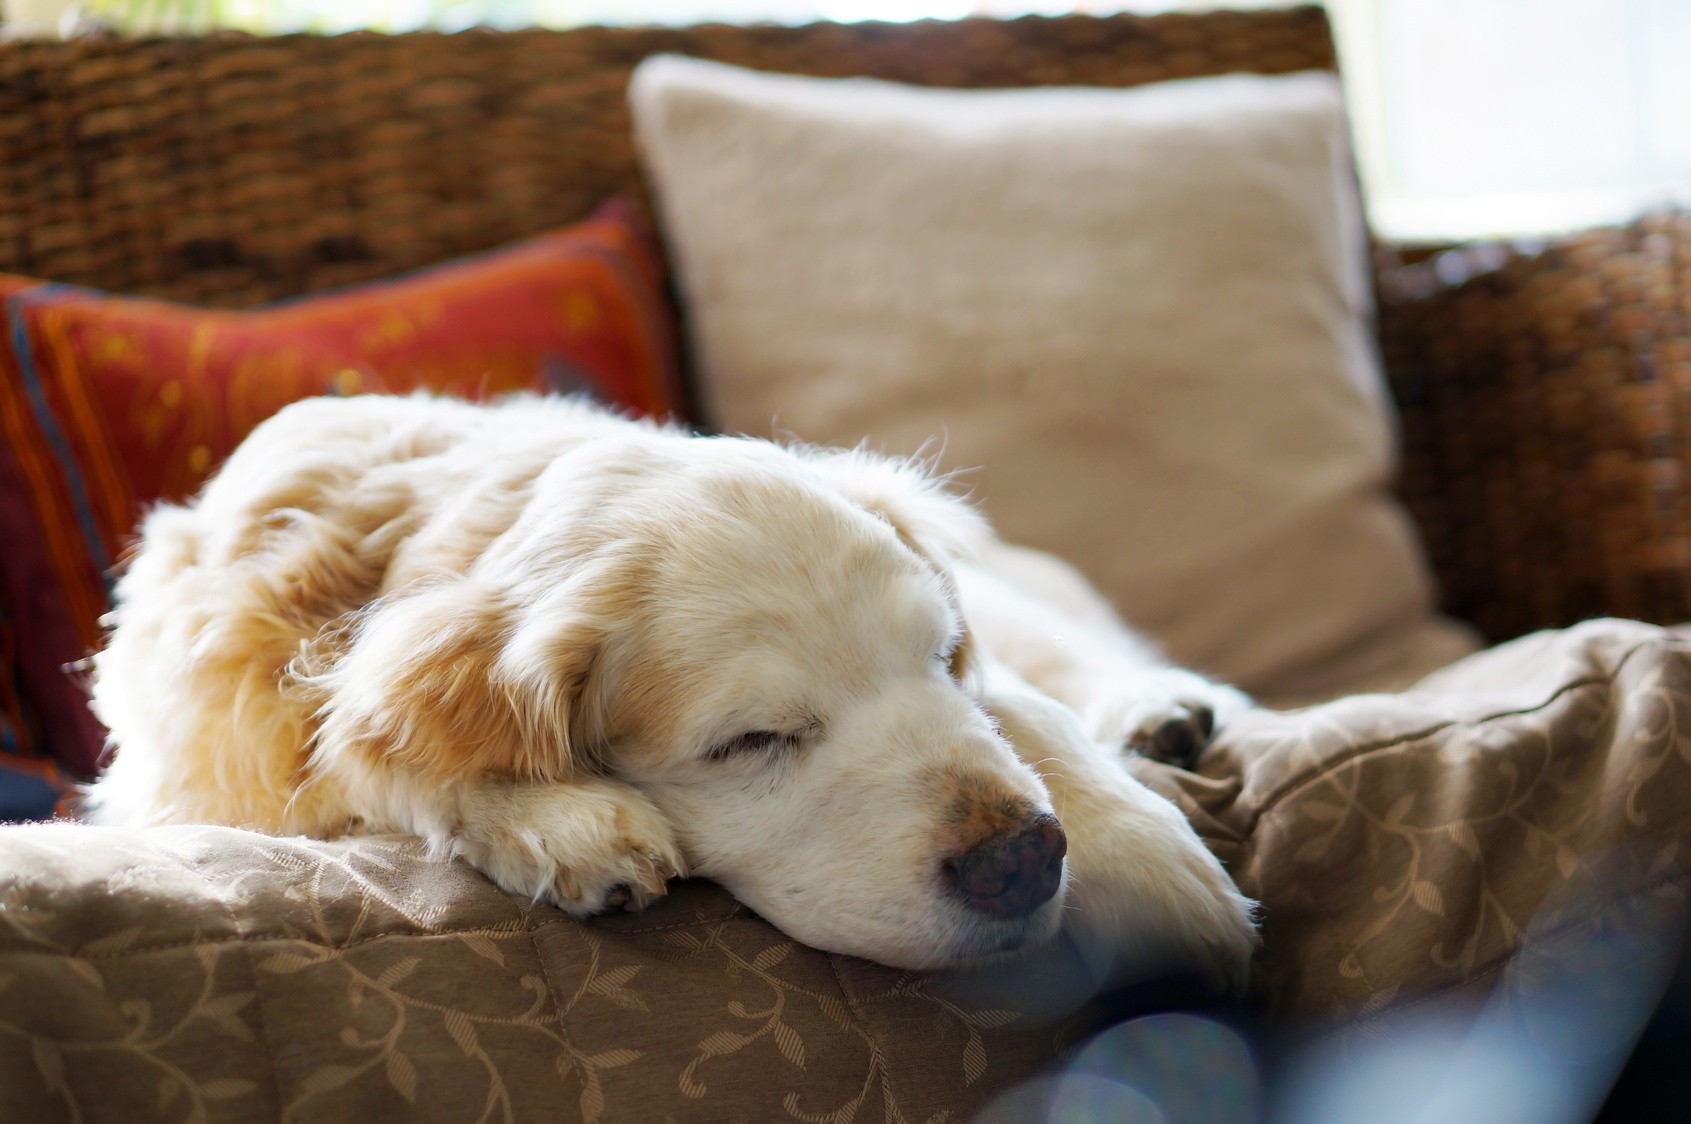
[86,394,1257,987]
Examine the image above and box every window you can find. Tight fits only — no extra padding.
[1328,0,1691,241]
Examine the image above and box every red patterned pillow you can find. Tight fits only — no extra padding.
[0,591,68,821]
[0,200,683,777]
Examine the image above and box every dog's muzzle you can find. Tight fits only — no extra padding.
[943,812,1067,920]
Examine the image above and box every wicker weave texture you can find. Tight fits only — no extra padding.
[1379,211,1691,640]
[0,10,1334,305]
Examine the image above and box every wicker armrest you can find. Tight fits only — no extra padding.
[1376,211,1691,642]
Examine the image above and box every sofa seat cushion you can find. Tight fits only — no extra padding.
[0,826,1104,1123]
[1141,616,1691,1023]
[3,618,1688,1120]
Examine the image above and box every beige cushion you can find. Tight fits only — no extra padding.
[8,618,1689,1119]
[629,57,1477,703]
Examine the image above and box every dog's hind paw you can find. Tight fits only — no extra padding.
[1129,701,1214,769]
[1082,671,1252,769]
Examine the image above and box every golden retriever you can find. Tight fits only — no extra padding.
[85,394,1258,987]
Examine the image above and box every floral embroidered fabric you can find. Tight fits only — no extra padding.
[2,618,1688,1120]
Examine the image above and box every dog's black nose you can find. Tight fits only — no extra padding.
[945,814,1067,921]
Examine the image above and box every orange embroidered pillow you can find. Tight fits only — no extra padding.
[0,200,683,777]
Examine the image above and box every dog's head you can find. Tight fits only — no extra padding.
[320,433,1068,969]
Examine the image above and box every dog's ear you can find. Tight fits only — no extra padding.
[801,447,989,567]
[802,447,986,684]
[303,566,619,783]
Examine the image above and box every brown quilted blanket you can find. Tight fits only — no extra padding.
[2,619,1688,1122]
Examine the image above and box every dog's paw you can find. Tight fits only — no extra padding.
[538,832,683,916]
[1064,790,1260,996]
[447,780,687,917]
[1160,838,1261,996]
[977,659,1257,994]
[1081,670,1252,769]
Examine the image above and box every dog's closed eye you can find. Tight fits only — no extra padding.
[708,731,791,761]
[706,723,817,763]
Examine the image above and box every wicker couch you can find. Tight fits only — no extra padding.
[2,9,1690,1122]
[1,8,1688,648]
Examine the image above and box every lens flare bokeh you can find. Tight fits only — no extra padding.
[975,1012,1257,1124]
[977,848,1687,1124]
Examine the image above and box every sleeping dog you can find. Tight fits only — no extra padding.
[85,394,1258,988]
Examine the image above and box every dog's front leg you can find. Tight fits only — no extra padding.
[957,551,1252,768]
[977,659,1259,993]
[395,775,686,915]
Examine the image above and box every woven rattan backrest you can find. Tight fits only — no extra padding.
[0,9,1335,305]
[9,14,1691,647]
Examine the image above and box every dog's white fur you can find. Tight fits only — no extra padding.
[85,395,1257,987]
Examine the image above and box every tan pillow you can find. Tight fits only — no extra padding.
[629,57,1477,703]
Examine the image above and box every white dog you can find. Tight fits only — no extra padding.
[85,395,1258,989]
